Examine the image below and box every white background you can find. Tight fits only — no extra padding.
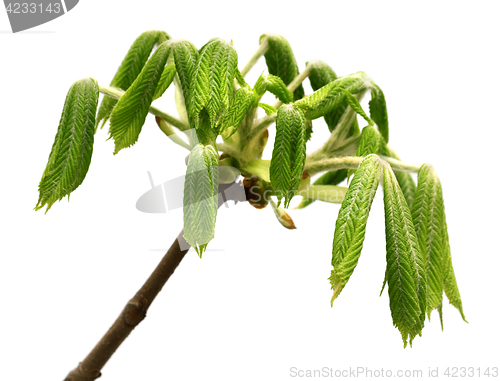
[1,1,499,380]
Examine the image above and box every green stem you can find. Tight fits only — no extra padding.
[304,156,420,176]
[380,156,422,173]
[240,37,269,78]
[98,85,190,131]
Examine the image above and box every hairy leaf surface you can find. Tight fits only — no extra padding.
[183,144,219,256]
[254,74,293,104]
[330,155,382,303]
[369,83,389,142]
[294,72,369,120]
[97,30,170,127]
[109,42,172,154]
[153,62,176,100]
[260,34,304,101]
[270,104,306,207]
[383,164,426,347]
[36,78,99,212]
[189,38,238,128]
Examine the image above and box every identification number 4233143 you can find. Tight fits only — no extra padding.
[444,367,499,378]
[5,3,61,14]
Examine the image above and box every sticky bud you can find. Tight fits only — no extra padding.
[270,200,297,229]
[243,175,269,209]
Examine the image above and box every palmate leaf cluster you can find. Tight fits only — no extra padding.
[35,30,466,346]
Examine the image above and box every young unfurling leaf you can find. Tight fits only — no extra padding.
[294,72,370,121]
[258,103,277,115]
[109,42,172,154]
[411,165,466,324]
[153,62,176,100]
[369,83,389,142]
[270,104,306,207]
[308,60,357,135]
[189,38,238,128]
[411,164,444,319]
[254,74,293,104]
[259,34,304,101]
[330,154,382,303]
[183,144,219,257]
[382,164,426,347]
[308,60,337,91]
[220,86,255,138]
[341,88,373,126]
[172,39,199,126]
[97,30,170,127]
[35,78,99,212]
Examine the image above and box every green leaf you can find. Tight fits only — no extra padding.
[183,144,219,256]
[297,169,347,209]
[97,30,170,127]
[153,62,176,100]
[330,154,382,303]
[308,60,345,133]
[189,38,238,128]
[260,34,304,101]
[35,78,99,212]
[235,67,247,87]
[341,88,373,125]
[411,165,466,324]
[307,60,361,135]
[308,60,337,91]
[109,41,172,154]
[270,104,306,207]
[382,164,426,347]
[348,125,382,179]
[369,83,389,142]
[220,86,255,138]
[258,103,277,115]
[411,164,444,320]
[254,74,293,104]
[172,39,199,126]
[442,219,467,322]
[294,72,370,121]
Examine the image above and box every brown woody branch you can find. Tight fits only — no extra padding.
[63,230,190,381]
[63,182,247,381]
